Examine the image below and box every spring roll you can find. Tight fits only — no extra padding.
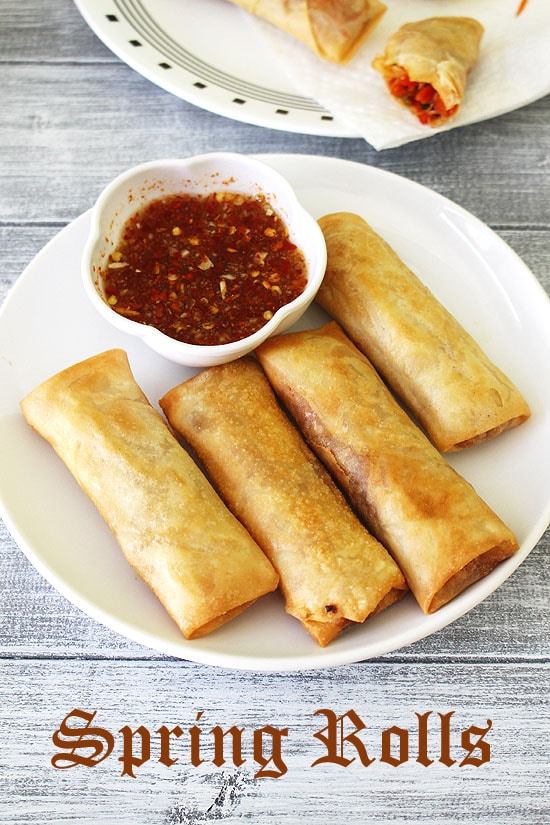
[20,349,278,639]
[160,356,407,646]
[256,323,519,614]
[316,212,531,453]
[372,17,484,126]
[229,0,386,63]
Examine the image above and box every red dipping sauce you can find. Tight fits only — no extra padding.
[102,190,308,346]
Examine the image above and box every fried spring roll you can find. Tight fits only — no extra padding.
[256,323,519,614]
[317,212,531,452]
[20,349,278,639]
[372,17,484,126]
[160,357,407,646]
[229,0,386,63]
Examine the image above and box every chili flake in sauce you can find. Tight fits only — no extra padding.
[102,191,308,346]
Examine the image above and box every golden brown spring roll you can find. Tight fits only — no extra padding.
[20,349,278,639]
[230,0,386,63]
[256,323,519,614]
[317,212,531,453]
[160,356,407,646]
[372,17,483,126]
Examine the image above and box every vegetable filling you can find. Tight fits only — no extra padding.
[388,74,458,125]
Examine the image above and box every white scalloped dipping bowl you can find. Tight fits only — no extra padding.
[82,153,327,367]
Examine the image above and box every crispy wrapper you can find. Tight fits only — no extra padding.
[316,212,531,452]
[20,349,278,639]
[256,323,520,614]
[160,356,407,646]
[372,16,484,125]
[230,0,386,63]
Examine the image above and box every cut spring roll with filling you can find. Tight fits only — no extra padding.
[229,0,386,63]
[256,323,519,615]
[372,17,484,126]
[20,349,278,640]
[317,212,531,453]
[160,356,407,646]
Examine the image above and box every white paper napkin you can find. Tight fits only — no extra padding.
[246,0,550,149]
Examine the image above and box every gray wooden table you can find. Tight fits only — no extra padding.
[1,2,549,823]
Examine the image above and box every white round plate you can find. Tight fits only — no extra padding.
[72,0,550,139]
[1,155,549,671]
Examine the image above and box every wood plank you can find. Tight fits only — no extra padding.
[1,60,550,230]
[0,659,547,823]
[0,0,117,61]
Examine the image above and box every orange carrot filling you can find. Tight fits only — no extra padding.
[388,74,458,125]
